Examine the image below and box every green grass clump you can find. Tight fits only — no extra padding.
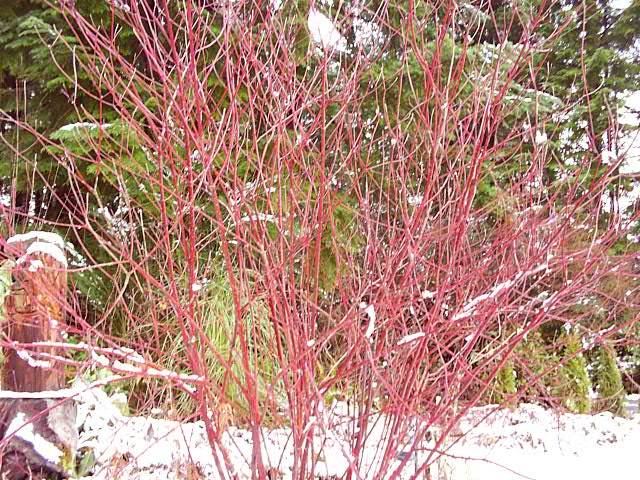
[161,264,285,424]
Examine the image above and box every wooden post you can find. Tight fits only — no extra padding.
[1,232,77,479]
[2,232,67,392]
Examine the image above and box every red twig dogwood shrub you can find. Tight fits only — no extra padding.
[1,0,638,478]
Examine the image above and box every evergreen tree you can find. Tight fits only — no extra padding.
[593,344,626,415]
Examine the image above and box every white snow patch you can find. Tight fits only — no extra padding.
[16,241,67,268]
[359,302,376,338]
[69,387,640,480]
[407,194,424,206]
[4,413,64,464]
[27,259,44,272]
[610,0,632,7]
[308,9,348,53]
[7,231,65,250]
[397,332,425,345]
[58,122,112,132]
[535,130,548,144]
[441,403,640,480]
[16,349,53,369]
[240,213,277,223]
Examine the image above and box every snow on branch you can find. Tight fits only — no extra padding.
[451,263,550,322]
[3,341,203,391]
[397,332,426,345]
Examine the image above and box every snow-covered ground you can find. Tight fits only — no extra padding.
[74,385,640,480]
[439,402,640,480]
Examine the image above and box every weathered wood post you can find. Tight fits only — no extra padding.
[3,232,67,392]
[0,232,77,479]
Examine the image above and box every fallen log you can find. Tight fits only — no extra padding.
[1,232,77,479]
